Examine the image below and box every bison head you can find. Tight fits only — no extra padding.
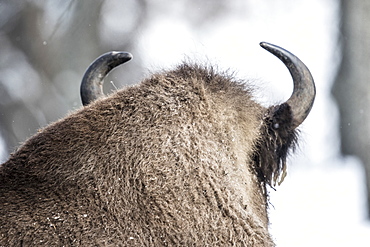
[1,42,315,246]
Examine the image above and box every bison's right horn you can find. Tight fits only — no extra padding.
[80,51,133,106]
[260,42,316,128]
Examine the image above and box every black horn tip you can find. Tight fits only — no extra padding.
[99,52,133,69]
[259,42,290,62]
[259,42,276,51]
[110,51,133,61]
[259,41,269,48]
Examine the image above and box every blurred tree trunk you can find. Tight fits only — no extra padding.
[0,1,102,156]
[332,0,370,218]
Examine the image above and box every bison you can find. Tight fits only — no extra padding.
[0,42,315,246]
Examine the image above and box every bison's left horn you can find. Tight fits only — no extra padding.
[80,51,133,106]
[260,42,316,128]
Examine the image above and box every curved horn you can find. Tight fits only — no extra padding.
[260,42,316,128]
[80,51,133,106]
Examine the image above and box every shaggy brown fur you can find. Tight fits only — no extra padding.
[0,63,297,246]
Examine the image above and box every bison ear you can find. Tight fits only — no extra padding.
[80,52,133,106]
[260,42,316,129]
[257,102,298,186]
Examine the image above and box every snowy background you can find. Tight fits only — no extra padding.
[1,0,370,246]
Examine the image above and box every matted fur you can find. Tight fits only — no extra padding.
[255,103,298,187]
[0,63,298,246]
